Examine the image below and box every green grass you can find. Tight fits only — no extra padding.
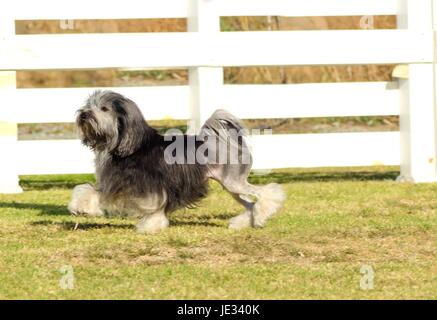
[0,167,436,299]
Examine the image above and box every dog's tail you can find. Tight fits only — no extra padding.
[201,109,247,138]
[200,109,251,164]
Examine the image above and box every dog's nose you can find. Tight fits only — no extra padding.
[79,111,90,121]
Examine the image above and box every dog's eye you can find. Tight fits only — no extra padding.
[101,106,109,112]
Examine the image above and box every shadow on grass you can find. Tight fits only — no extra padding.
[19,174,95,191]
[249,169,399,184]
[19,169,399,191]
[170,211,235,227]
[170,219,222,227]
[31,220,133,231]
[0,202,234,228]
[31,218,224,230]
[0,202,69,216]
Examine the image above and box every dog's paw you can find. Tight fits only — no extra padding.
[229,212,252,230]
[68,184,104,217]
[136,213,169,234]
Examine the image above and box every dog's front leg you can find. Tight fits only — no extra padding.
[68,184,104,217]
[136,210,169,234]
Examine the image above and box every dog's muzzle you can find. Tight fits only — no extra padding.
[77,110,92,123]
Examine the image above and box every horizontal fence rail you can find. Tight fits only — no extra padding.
[0,30,432,70]
[6,0,398,20]
[3,82,400,123]
[16,132,400,175]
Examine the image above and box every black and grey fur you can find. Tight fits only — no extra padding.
[68,90,285,233]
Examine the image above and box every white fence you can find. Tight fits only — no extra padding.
[0,0,436,193]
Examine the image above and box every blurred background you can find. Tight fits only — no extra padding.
[16,16,398,140]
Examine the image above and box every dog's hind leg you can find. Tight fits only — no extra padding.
[203,108,285,228]
[218,177,259,229]
[224,178,285,228]
[251,182,286,227]
[209,164,255,229]
[228,193,255,230]
[211,165,285,229]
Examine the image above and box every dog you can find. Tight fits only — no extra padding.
[68,90,285,233]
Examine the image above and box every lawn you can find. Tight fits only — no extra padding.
[0,166,435,299]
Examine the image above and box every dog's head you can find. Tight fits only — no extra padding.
[76,90,150,157]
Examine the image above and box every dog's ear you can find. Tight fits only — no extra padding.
[113,98,151,157]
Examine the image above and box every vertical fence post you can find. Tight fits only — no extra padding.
[0,17,22,193]
[188,0,223,132]
[397,0,437,182]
